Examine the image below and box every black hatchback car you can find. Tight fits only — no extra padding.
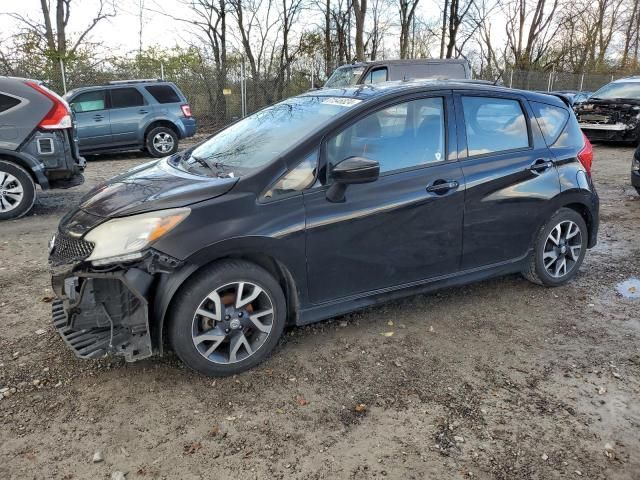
[49,80,599,376]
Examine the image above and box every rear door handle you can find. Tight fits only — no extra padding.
[426,180,459,194]
[93,114,103,121]
[529,158,554,173]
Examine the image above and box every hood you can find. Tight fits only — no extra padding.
[76,158,238,219]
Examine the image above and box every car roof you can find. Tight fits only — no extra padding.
[65,80,177,96]
[302,79,568,107]
[611,76,640,83]
[336,59,469,68]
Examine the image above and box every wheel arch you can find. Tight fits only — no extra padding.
[562,202,595,246]
[0,149,49,189]
[154,250,301,354]
[143,119,179,143]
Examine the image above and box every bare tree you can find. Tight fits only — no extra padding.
[399,0,420,58]
[503,0,561,69]
[154,0,229,118]
[5,0,116,61]
[352,0,367,60]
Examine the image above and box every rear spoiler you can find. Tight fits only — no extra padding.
[537,91,573,107]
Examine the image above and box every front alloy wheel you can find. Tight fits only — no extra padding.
[169,260,287,376]
[192,281,275,364]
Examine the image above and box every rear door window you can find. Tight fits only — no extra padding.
[110,88,145,108]
[145,85,181,104]
[0,94,20,113]
[461,96,530,156]
[70,90,107,113]
[530,101,569,145]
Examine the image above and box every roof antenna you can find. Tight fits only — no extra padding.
[492,70,504,86]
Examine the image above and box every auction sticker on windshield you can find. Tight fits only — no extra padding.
[321,98,362,107]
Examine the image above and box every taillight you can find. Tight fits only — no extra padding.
[577,133,593,177]
[180,104,192,117]
[24,80,72,129]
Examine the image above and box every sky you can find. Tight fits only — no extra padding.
[1,0,459,57]
[2,0,187,54]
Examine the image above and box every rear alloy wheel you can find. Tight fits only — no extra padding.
[523,208,588,286]
[146,126,178,157]
[0,160,36,220]
[169,260,287,376]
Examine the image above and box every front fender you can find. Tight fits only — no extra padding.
[152,235,308,353]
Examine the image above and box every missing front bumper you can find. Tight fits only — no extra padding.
[51,269,154,362]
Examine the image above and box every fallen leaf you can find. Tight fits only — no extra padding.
[41,296,53,303]
[183,442,202,455]
[381,331,394,337]
[296,395,309,406]
[209,425,220,437]
[354,403,367,413]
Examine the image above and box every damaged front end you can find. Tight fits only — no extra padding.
[49,210,183,363]
[575,99,640,142]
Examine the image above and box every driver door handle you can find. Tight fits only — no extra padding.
[427,180,459,194]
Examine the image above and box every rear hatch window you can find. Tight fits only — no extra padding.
[145,85,181,104]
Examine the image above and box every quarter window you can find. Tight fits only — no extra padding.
[0,94,20,113]
[70,90,106,113]
[145,85,181,104]
[110,88,144,108]
[461,96,529,156]
[263,151,318,199]
[327,97,446,173]
[530,101,569,145]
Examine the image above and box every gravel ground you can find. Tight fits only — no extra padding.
[1,144,639,480]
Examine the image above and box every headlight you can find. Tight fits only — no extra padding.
[85,208,190,265]
[633,157,640,172]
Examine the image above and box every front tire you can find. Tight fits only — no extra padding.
[168,260,287,377]
[146,126,178,157]
[0,160,36,220]
[523,208,588,286]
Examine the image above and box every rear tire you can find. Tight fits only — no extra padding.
[0,160,36,220]
[523,208,588,287]
[168,260,287,377]
[146,126,178,157]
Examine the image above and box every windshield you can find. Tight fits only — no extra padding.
[591,82,640,100]
[324,66,366,88]
[176,95,362,177]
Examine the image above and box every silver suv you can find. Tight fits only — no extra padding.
[65,80,197,158]
[0,76,85,220]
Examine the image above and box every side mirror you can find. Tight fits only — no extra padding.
[326,156,379,202]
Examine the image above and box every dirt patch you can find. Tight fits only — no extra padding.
[1,144,639,479]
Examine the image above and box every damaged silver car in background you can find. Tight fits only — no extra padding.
[574,77,640,143]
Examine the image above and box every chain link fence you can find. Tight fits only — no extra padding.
[41,59,317,132]
[480,69,623,93]
[33,62,629,133]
